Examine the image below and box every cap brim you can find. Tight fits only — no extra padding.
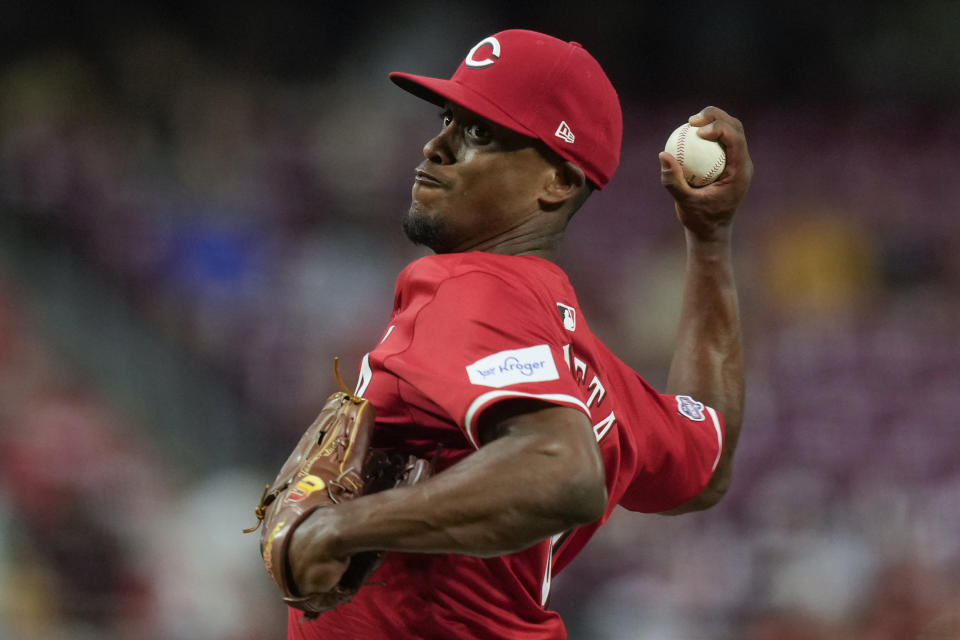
[389,72,539,141]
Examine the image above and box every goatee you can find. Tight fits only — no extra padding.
[402,204,449,253]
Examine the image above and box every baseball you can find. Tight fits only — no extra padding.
[664,123,726,187]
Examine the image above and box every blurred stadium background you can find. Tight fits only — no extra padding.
[1,2,958,639]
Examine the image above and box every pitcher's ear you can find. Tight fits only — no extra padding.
[541,160,587,207]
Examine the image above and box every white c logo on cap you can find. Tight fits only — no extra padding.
[464,36,501,69]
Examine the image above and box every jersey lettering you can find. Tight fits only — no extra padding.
[563,344,617,442]
[380,324,396,344]
[356,353,372,397]
[572,356,588,384]
[541,532,564,606]
[355,326,394,397]
[585,375,606,409]
[592,411,616,441]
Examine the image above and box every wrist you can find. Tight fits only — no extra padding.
[684,225,733,259]
[321,499,363,557]
[292,503,353,561]
[322,489,405,557]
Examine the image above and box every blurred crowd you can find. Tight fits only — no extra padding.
[1,23,959,640]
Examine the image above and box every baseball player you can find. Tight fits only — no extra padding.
[284,29,752,639]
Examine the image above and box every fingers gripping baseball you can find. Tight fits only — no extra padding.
[660,106,753,239]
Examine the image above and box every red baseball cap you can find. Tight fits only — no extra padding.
[390,29,622,189]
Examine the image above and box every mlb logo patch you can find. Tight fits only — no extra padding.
[557,303,576,331]
[676,395,706,421]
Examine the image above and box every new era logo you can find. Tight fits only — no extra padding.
[555,121,575,143]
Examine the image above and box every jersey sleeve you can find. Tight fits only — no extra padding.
[617,392,725,513]
[383,270,589,448]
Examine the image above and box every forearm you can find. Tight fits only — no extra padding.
[666,227,743,417]
[665,226,744,506]
[293,407,607,560]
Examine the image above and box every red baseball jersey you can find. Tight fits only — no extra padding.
[289,252,724,640]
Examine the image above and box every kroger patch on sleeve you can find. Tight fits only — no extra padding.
[466,345,560,388]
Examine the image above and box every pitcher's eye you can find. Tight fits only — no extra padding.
[438,110,453,128]
[466,122,492,142]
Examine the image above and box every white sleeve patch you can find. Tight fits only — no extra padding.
[466,344,560,388]
[676,395,707,421]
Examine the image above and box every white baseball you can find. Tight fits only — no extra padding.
[664,123,726,187]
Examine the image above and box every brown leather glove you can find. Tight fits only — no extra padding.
[245,359,431,618]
